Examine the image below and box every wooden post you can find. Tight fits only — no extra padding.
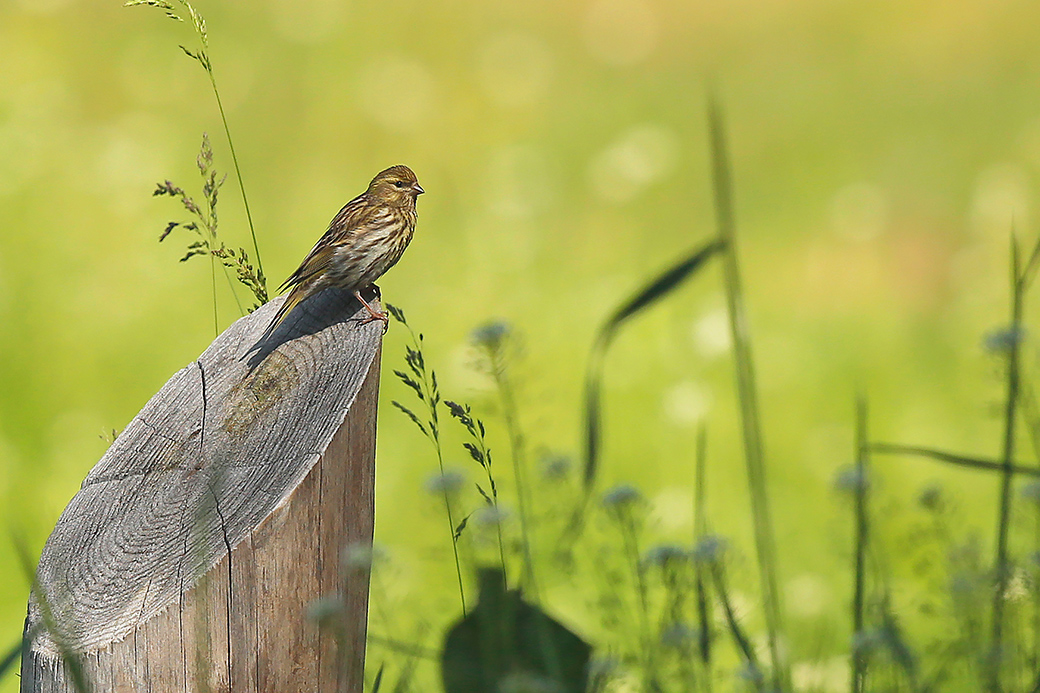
[20,288,382,693]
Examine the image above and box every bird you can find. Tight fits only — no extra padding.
[269,164,423,331]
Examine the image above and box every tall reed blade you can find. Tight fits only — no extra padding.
[989,232,1024,692]
[582,240,724,490]
[706,92,788,690]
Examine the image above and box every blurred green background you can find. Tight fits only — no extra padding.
[4,0,1040,689]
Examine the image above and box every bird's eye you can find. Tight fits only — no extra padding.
[394,180,407,188]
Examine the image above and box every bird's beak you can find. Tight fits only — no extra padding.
[412,183,425,195]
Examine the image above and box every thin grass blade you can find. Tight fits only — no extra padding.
[582,240,723,489]
[869,443,1040,478]
[711,563,764,691]
[990,232,1025,692]
[694,425,713,668]
[371,663,385,693]
[707,90,788,689]
[13,535,91,692]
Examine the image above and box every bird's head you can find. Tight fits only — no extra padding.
[367,165,424,208]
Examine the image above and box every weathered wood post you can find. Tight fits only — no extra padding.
[21,288,382,693]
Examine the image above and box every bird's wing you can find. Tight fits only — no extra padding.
[278,194,384,292]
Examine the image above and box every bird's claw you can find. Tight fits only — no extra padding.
[359,311,390,334]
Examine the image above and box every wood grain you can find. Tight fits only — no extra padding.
[21,288,381,692]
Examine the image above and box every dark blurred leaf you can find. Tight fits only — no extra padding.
[603,240,726,338]
[0,640,19,683]
[879,609,918,684]
[370,663,385,693]
[441,568,591,693]
[582,239,724,489]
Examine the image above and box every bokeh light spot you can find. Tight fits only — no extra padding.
[970,163,1032,238]
[648,487,693,531]
[267,0,347,44]
[691,306,731,358]
[663,381,712,426]
[356,56,437,132]
[784,573,831,618]
[831,183,889,242]
[14,0,75,14]
[588,123,678,203]
[486,144,553,219]
[477,32,553,108]
[582,0,660,67]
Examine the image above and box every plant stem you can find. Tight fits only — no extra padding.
[417,344,467,618]
[618,510,651,682]
[712,561,764,692]
[989,234,1024,692]
[1034,502,1040,676]
[400,320,467,616]
[707,93,787,690]
[869,443,1040,478]
[433,433,467,617]
[209,250,218,337]
[490,352,538,600]
[206,67,265,289]
[694,424,713,692]
[852,397,869,693]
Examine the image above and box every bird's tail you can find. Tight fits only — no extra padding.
[262,284,309,339]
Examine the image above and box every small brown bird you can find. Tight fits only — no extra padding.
[271,165,423,330]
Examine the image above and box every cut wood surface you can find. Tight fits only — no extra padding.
[21,288,383,692]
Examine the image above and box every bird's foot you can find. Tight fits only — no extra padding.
[354,289,390,334]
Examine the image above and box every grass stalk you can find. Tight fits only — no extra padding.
[707,93,787,690]
[582,241,724,491]
[444,400,508,582]
[1035,498,1040,677]
[989,233,1024,692]
[209,250,218,336]
[711,561,764,692]
[869,443,1040,478]
[433,428,468,617]
[693,424,714,691]
[487,349,538,600]
[207,72,264,284]
[616,506,652,683]
[1015,385,1040,674]
[128,0,266,296]
[389,308,467,616]
[13,536,90,692]
[851,397,869,693]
